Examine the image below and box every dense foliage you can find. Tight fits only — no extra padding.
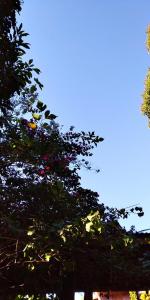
[0,0,41,126]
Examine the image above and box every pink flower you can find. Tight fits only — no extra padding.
[42,155,49,161]
[45,166,50,171]
[39,169,45,175]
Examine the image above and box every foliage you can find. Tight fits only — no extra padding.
[0,1,149,299]
[129,292,150,300]
[129,291,138,300]
[2,82,137,292]
[15,295,55,300]
[141,25,150,126]
[0,0,42,126]
[141,69,150,125]
[146,25,150,53]
[139,291,150,300]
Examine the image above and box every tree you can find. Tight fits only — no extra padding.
[0,1,148,299]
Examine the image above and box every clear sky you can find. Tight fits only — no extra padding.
[20,0,150,231]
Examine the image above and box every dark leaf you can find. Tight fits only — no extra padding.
[49,114,57,120]
[18,23,23,31]
[99,137,104,142]
[138,212,144,217]
[45,110,51,119]
[33,68,41,74]
[29,59,33,64]
[22,43,30,49]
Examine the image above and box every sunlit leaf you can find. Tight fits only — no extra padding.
[32,113,41,120]
[28,122,37,129]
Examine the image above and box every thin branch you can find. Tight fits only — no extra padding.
[15,239,18,263]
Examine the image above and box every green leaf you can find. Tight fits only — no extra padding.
[32,113,41,120]
[45,254,51,262]
[27,230,34,236]
[37,101,43,109]
[30,85,37,93]
[86,221,93,232]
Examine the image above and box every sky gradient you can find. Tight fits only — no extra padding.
[20,0,150,231]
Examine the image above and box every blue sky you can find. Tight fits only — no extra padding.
[20,0,150,231]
